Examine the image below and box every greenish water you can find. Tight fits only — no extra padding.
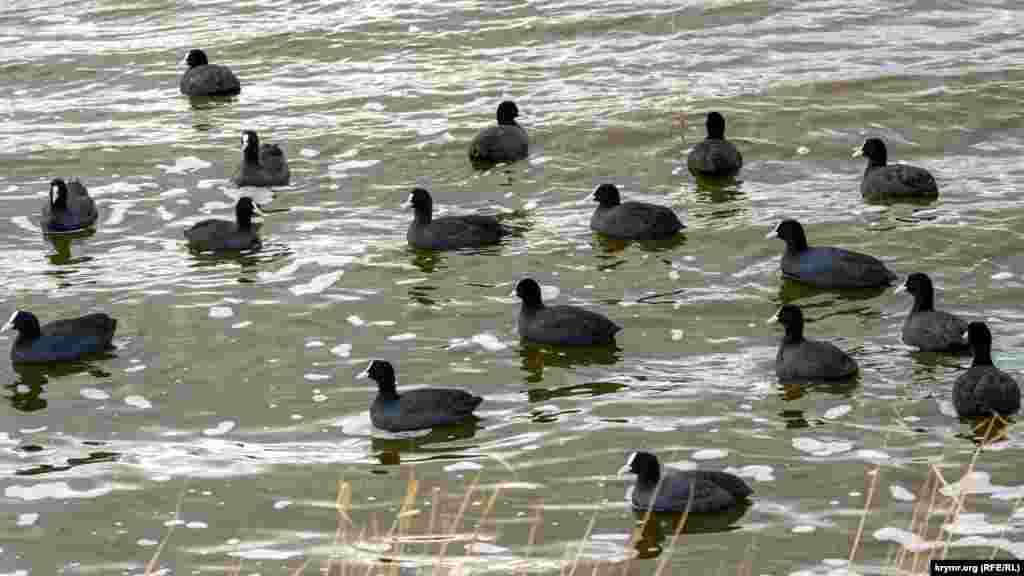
[2,1,1024,574]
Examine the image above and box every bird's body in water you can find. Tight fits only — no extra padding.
[42,178,98,233]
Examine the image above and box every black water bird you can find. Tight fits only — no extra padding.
[618,451,753,513]
[515,278,621,346]
[687,112,743,177]
[767,219,897,289]
[359,360,483,432]
[468,101,529,167]
[179,48,241,97]
[3,310,117,364]
[771,304,858,381]
[589,184,684,240]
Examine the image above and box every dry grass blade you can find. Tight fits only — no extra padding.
[144,480,188,576]
[434,472,482,573]
[565,510,599,576]
[654,476,695,576]
[848,464,880,566]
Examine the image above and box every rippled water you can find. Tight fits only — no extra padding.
[2,1,1024,574]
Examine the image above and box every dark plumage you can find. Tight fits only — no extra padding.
[3,310,117,364]
[589,184,684,240]
[41,178,98,233]
[767,219,897,289]
[853,138,938,201]
[618,451,753,514]
[185,197,261,252]
[179,48,241,97]
[406,188,508,250]
[468,101,529,167]
[953,323,1020,419]
[359,360,483,432]
[687,112,743,177]
[231,130,290,187]
[897,273,969,352]
[515,278,621,346]
[772,304,858,381]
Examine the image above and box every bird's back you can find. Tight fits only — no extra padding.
[371,388,483,431]
[180,64,241,96]
[408,214,506,250]
[13,313,117,363]
[782,246,896,289]
[469,125,529,165]
[862,164,938,201]
[953,366,1021,418]
[591,201,683,240]
[687,139,742,177]
[777,338,858,381]
[519,304,620,346]
[185,219,259,252]
[902,309,969,352]
[633,469,752,513]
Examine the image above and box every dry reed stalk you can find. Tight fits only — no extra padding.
[144,480,188,575]
[565,510,599,576]
[912,468,944,574]
[325,480,353,576]
[227,558,242,576]
[288,557,312,576]
[518,497,543,576]
[433,472,481,574]
[653,477,696,576]
[848,464,880,567]
[428,485,442,536]
[935,416,998,561]
[893,466,933,570]
[380,476,419,576]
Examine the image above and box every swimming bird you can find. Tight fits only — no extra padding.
[771,304,858,381]
[468,101,529,167]
[3,310,117,364]
[853,138,938,201]
[687,112,743,178]
[618,451,753,514]
[406,188,508,250]
[358,359,483,432]
[185,197,261,252]
[41,178,98,233]
[231,130,290,187]
[590,184,684,240]
[179,48,241,97]
[515,278,621,346]
[953,322,1020,419]
[767,219,897,289]
[896,272,968,352]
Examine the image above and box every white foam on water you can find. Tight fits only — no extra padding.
[330,343,352,357]
[692,448,728,460]
[125,395,152,409]
[889,484,916,502]
[16,513,38,527]
[157,156,212,174]
[209,306,234,319]
[202,421,236,436]
[388,333,416,341]
[81,388,110,400]
[823,405,852,420]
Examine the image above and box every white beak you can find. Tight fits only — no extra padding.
[765,308,782,324]
[356,360,374,380]
[617,465,634,477]
[764,223,780,239]
[403,193,414,209]
[851,144,865,158]
[893,283,907,295]
[2,311,18,332]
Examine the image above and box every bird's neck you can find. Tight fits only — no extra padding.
[912,292,934,313]
[972,346,994,367]
[244,146,259,164]
[783,326,804,344]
